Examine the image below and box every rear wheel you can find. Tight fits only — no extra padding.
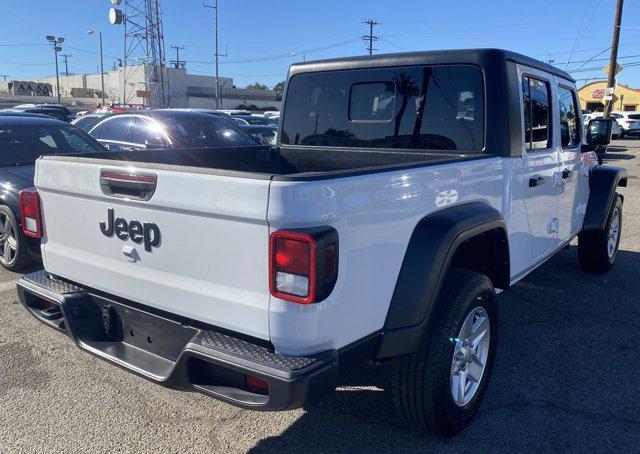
[0,205,32,271]
[578,194,622,273]
[391,268,498,437]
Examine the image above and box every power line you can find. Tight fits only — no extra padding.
[362,19,380,55]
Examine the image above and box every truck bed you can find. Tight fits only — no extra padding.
[44,146,491,180]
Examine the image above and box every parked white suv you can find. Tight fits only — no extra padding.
[17,49,626,438]
[611,111,640,137]
[584,113,621,139]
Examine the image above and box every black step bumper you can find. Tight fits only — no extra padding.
[17,270,339,411]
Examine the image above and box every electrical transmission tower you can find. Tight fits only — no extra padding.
[170,45,186,69]
[111,0,168,106]
[362,19,379,55]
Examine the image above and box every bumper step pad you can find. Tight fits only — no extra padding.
[17,270,338,410]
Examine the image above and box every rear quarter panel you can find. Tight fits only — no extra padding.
[267,157,506,354]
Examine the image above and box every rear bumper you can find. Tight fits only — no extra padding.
[17,270,338,411]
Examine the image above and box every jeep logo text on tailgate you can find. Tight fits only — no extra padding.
[100,208,161,252]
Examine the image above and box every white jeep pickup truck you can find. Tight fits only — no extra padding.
[18,49,627,437]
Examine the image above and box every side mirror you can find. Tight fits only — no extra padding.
[585,117,612,149]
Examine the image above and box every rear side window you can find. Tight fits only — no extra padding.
[522,76,551,151]
[558,86,581,147]
[628,114,640,120]
[281,65,485,152]
[98,117,134,142]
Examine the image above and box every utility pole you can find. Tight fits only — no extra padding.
[60,54,72,76]
[362,19,379,56]
[203,1,227,109]
[170,45,186,68]
[604,0,624,118]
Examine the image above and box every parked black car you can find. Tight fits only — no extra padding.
[12,104,76,122]
[235,115,278,126]
[86,109,257,150]
[239,124,277,146]
[71,112,115,132]
[0,115,105,270]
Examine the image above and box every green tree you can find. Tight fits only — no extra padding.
[246,82,268,90]
[273,80,285,101]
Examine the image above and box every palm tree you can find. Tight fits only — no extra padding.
[390,72,419,136]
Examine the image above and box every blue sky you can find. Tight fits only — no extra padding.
[1,0,639,89]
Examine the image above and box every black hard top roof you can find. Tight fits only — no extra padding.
[289,48,575,83]
[0,114,68,125]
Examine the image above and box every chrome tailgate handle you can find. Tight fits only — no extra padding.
[100,170,157,201]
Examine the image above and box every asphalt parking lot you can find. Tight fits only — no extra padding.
[1,140,640,453]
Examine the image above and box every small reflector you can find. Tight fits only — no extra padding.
[245,375,269,395]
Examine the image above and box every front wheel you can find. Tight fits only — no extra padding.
[391,268,498,437]
[578,194,622,273]
[0,205,32,271]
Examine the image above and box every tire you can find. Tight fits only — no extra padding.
[578,194,622,273]
[0,205,32,271]
[391,268,498,437]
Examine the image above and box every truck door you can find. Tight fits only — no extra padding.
[556,84,584,242]
[520,72,559,260]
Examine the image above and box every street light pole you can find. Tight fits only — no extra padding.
[54,47,60,103]
[88,30,106,106]
[203,1,224,109]
[46,36,64,104]
[99,32,105,106]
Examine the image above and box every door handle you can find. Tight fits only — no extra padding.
[562,169,574,179]
[529,176,546,187]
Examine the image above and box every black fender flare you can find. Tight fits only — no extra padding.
[376,202,509,359]
[582,166,628,231]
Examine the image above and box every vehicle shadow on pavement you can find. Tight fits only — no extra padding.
[249,247,640,453]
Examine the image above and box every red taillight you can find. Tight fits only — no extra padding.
[244,375,269,395]
[270,231,316,304]
[19,189,42,238]
[269,228,338,304]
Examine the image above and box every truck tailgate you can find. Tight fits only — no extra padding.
[35,157,272,340]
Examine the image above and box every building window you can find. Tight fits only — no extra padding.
[586,102,604,112]
[623,104,637,112]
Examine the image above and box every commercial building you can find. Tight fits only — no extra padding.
[32,65,280,110]
[578,81,640,112]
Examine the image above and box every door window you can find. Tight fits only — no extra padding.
[131,118,166,145]
[522,76,552,151]
[98,117,134,142]
[558,86,581,148]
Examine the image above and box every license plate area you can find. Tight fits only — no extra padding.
[72,294,198,362]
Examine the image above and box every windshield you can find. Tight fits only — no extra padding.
[157,114,257,148]
[0,124,105,166]
[26,109,68,121]
[247,129,277,146]
[72,115,105,132]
